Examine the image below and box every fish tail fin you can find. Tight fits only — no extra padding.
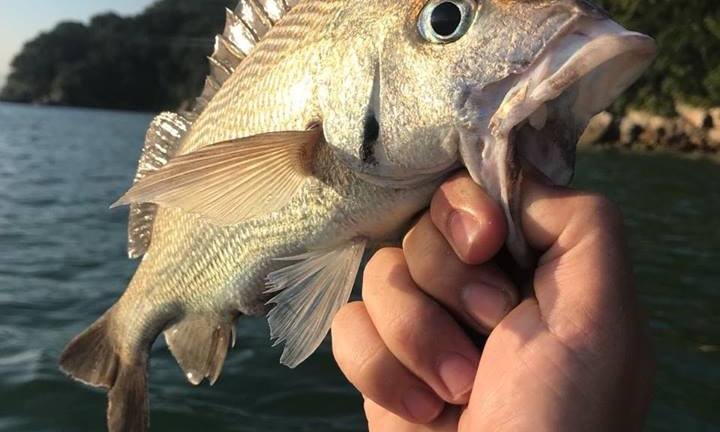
[107,358,148,432]
[59,312,118,388]
[59,310,149,432]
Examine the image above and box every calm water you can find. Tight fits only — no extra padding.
[0,102,717,431]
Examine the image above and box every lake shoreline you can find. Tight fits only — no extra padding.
[580,107,720,156]
[3,100,719,159]
[1,101,718,432]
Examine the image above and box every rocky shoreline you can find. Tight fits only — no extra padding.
[580,104,720,154]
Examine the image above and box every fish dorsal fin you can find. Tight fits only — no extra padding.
[125,1,298,254]
[127,112,192,258]
[194,0,297,114]
[265,240,368,368]
[113,128,321,226]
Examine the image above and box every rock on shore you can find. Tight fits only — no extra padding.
[580,105,720,154]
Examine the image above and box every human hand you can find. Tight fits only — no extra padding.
[331,171,655,431]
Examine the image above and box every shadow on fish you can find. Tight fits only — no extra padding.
[59,0,656,430]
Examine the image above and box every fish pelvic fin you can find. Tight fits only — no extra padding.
[164,315,236,386]
[112,127,322,226]
[59,311,150,432]
[265,239,367,368]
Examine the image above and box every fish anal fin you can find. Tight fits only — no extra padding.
[164,316,235,385]
[265,239,367,368]
[113,128,322,226]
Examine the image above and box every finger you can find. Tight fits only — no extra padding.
[403,213,518,332]
[363,248,480,404]
[364,398,461,432]
[520,177,634,343]
[332,302,444,424]
[429,172,507,265]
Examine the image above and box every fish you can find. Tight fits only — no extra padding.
[59,0,656,430]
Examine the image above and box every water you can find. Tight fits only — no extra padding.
[0,102,717,431]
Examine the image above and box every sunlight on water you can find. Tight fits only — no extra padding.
[0,102,717,431]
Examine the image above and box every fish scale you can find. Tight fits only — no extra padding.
[58,1,656,430]
[124,143,435,315]
[187,2,336,151]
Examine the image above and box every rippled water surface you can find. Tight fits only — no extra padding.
[0,103,718,431]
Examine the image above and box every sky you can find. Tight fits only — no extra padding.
[0,0,156,85]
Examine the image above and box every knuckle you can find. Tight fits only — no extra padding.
[386,306,435,359]
[330,303,362,366]
[576,194,624,233]
[365,248,404,278]
[407,253,438,288]
[331,301,363,331]
[341,340,386,389]
[363,248,408,302]
[331,307,383,380]
[331,339,352,372]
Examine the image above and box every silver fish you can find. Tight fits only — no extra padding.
[59,0,656,430]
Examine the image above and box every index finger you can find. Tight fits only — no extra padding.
[429,172,507,265]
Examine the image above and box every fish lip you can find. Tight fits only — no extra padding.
[354,159,461,188]
[455,17,656,266]
[475,17,657,185]
[491,19,657,139]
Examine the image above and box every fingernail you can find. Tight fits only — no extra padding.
[403,387,443,423]
[448,211,479,253]
[436,352,476,400]
[462,283,511,329]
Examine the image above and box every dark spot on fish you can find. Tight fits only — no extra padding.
[361,112,379,164]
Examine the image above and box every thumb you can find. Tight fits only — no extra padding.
[520,176,635,338]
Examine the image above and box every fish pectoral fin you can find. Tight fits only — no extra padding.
[164,315,236,385]
[112,127,322,225]
[265,239,368,368]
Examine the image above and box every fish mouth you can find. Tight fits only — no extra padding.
[495,17,656,184]
[460,17,656,266]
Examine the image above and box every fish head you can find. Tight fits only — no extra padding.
[321,0,655,264]
[322,0,655,182]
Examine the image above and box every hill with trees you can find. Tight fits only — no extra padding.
[0,0,235,111]
[1,0,718,114]
[601,0,719,114]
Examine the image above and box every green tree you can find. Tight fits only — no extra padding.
[2,22,91,103]
[1,0,718,114]
[599,0,720,114]
[0,0,234,110]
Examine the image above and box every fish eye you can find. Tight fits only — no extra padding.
[418,0,477,44]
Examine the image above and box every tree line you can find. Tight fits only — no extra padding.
[1,0,235,111]
[1,0,718,114]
